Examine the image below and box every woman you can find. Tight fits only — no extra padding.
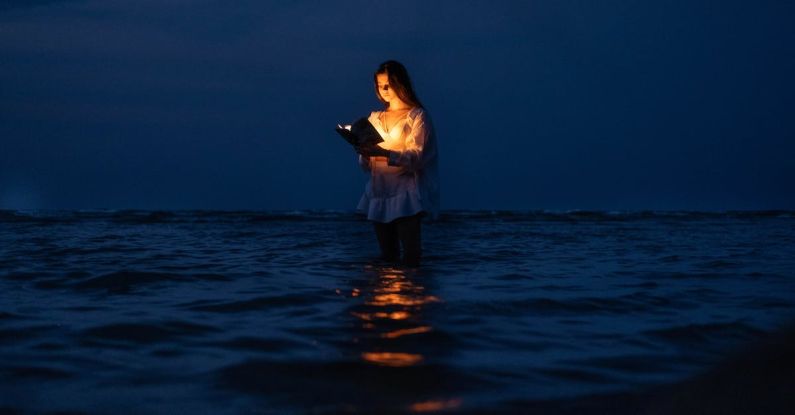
[355,60,440,267]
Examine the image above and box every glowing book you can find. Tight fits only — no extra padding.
[335,117,384,148]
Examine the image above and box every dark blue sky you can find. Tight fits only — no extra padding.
[1,0,793,210]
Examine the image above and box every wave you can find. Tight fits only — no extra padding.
[32,270,231,293]
[1,365,74,380]
[644,321,767,346]
[81,320,219,344]
[439,209,795,222]
[451,292,694,316]
[215,358,486,411]
[2,209,793,225]
[184,292,326,313]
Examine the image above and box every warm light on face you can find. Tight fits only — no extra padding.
[376,73,391,102]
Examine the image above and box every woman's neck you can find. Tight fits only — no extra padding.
[386,99,411,111]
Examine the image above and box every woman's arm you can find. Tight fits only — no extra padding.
[386,109,435,172]
[357,153,371,172]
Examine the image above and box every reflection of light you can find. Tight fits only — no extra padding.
[375,280,414,293]
[351,311,412,321]
[368,294,440,307]
[409,399,462,412]
[354,267,440,369]
[361,352,423,367]
[382,326,432,339]
[388,311,411,320]
[351,311,374,321]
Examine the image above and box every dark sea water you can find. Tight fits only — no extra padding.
[1,210,794,414]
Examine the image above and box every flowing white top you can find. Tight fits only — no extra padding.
[356,107,440,223]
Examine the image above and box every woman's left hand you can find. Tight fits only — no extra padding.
[357,145,391,158]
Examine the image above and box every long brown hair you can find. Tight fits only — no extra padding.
[374,60,423,109]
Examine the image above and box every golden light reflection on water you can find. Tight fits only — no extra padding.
[350,311,411,321]
[351,267,440,368]
[408,398,463,412]
[361,352,424,367]
[382,326,432,339]
[347,266,462,411]
[369,293,440,307]
[388,311,411,320]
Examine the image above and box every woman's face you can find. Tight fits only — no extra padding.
[376,73,392,103]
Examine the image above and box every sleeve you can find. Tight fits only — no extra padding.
[386,109,434,172]
[358,154,371,172]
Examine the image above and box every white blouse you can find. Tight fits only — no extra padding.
[356,107,440,223]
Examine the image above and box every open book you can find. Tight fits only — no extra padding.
[335,117,384,148]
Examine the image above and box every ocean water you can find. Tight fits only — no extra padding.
[1,209,794,414]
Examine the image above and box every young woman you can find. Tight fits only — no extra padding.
[355,60,440,267]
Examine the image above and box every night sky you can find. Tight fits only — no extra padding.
[1,0,793,211]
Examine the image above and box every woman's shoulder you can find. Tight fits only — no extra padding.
[408,106,429,121]
[408,107,432,126]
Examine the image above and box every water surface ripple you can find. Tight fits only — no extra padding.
[1,210,794,413]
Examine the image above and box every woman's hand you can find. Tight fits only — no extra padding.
[356,145,391,158]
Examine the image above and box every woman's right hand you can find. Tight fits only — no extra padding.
[356,144,390,158]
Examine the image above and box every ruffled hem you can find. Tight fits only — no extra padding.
[357,189,426,223]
